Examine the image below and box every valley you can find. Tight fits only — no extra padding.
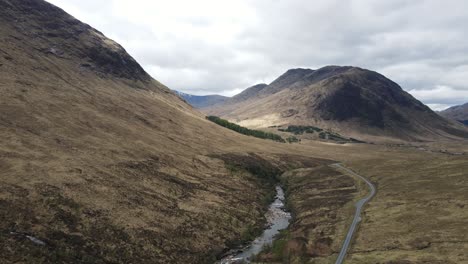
[0,1,467,264]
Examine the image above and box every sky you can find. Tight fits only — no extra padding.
[46,0,468,110]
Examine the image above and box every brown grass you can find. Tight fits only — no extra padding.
[1,2,468,263]
[261,140,468,263]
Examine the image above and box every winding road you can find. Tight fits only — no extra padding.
[330,163,376,264]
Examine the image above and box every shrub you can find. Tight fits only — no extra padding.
[286,136,300,143]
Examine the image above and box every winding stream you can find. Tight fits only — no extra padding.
[218,186,291,264]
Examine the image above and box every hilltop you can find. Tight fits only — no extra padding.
[206,66,468,142]
[440,102,468,125]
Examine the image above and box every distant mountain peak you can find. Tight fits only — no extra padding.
[174,91,228,108]
[251,83,268,88]
[229,83,268,103]
[174,90,192,97]
[205,65,468,141]
[440,102,468,125]
[284,68,315,75]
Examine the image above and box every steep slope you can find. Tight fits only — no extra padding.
[174,91,228,108]
[0,1,320,263]
[207,66,468,142]
[229,83,268,103]
[3,2,467,264]
[440,103,468,125]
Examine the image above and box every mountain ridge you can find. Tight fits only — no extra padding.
[0,1,301,262]
[0,0,152,82]
[229,83,268,103]
[440,102,468,125]
[174,90,228,108]
[205,66,468,142]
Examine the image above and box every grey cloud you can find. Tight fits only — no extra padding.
[47,0,468,109]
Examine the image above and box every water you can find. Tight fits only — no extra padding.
[218,186,291,264]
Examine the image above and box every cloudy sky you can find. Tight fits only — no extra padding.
[46,0,468,110]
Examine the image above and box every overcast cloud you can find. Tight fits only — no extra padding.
[46,0,468,110]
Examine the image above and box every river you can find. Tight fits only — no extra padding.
[218,185,291,264]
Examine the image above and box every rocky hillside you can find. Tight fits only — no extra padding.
[0,1,312,263]
[175,91,228,108]
[229,83,268,103]
[206,66,468,142]
[0,0,151,81]
[440,103,468,125]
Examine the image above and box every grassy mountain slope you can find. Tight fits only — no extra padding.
[2,1,468,264]
[206,66,468,142]
[440,102,468,125]
[0,1,331,263]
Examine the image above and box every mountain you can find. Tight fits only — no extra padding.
[0,1,301,263]
[206,66,468,141]
[2,1,468,263]
[440,103,468,125]
[174,91,228,108]
[229,83,268,103]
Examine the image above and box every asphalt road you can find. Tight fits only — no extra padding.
[331,163,376,264]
